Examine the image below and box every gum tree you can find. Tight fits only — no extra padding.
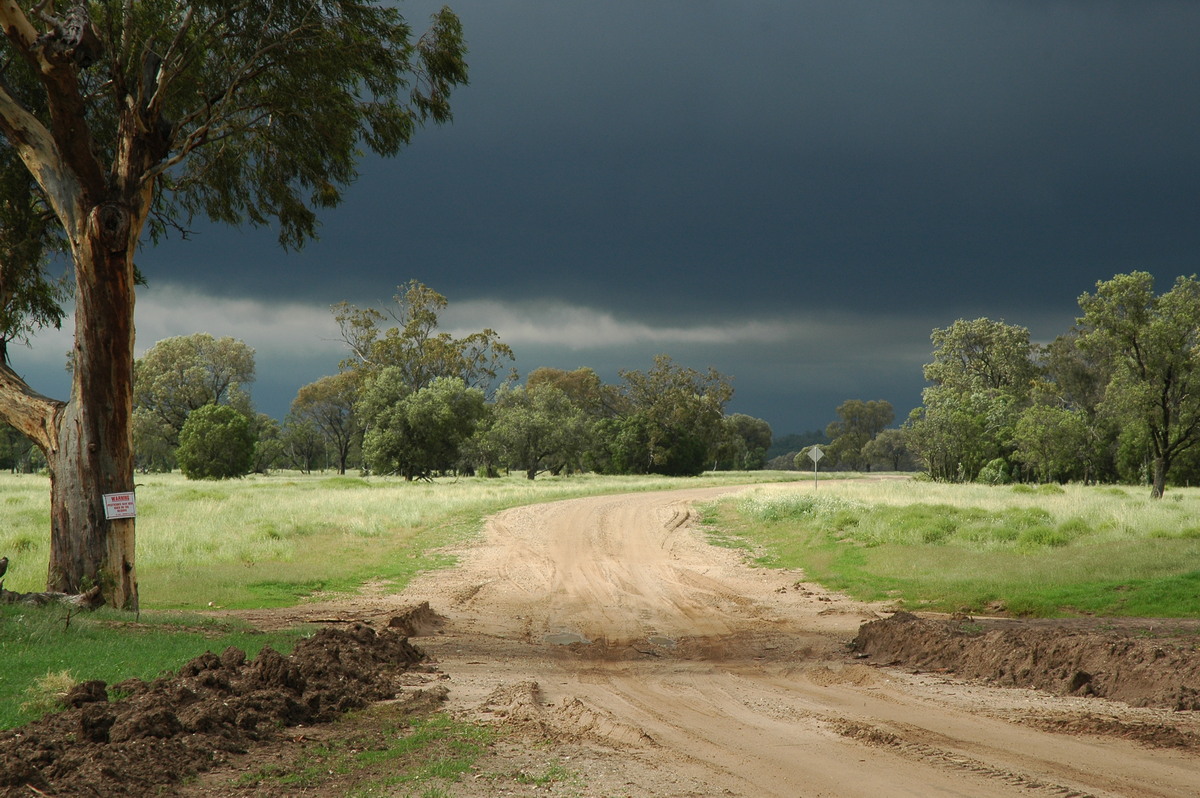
[907,318,1035,481]
[333,280,514,394]
[290,371,360,475]
[0,1,466,608]
[1077,272,1200,498]
[134,333,256,444]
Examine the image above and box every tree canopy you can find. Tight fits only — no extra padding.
[907,319,1033,482]
[358,372,485,480]
[825,399,893,470]
[611,355,734,476]
[290,371,360,475]
[484,383,593,479]
[0,0,468,607]
[134,333,255,443]
[334,280,513,393]
[1077,272,1200,497]
[176,404,255,480]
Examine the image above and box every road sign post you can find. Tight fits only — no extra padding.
[808,445,824,489]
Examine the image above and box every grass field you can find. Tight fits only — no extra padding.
[704,478,1200,617]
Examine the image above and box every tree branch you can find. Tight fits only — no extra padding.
[0,83,84,235]
[0,1,40,52]
[0,359,63,453]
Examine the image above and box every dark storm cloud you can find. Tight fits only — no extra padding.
[123,1,1200,430]
[160,1,1200,312]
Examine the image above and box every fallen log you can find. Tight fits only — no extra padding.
[0,584,104,609]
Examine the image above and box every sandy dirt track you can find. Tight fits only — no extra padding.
[273,484,1197,798]
[194,484,1200,797]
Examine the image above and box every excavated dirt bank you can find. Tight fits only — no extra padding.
[854,612,1200,711]
[0,619,443,798]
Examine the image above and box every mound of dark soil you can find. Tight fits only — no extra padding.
[854,612,1200,711]
[0,621,443,798]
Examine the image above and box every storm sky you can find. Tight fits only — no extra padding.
[20,1,1200,436]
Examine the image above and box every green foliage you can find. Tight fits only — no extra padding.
[0,154,68,365]
[0,424,44,473]
[280,416,329,474]
[290,371,361,474]
[907,318,1036,482]
[766,430,828,462]
[712,413,774,471]
[359,373,486,479]
[0,70,69,368]
[483,383,594,479]
[334,281,513,393]
[924,318,1036,393]
[976,457,1010,485]
[94,1,470,247]
[1038,330,1118,483]
[250,413,285,474]
[133,333,256,447]
[905,390,1002,482]
[825,399,894,470]
[616,354,734,476]
[526,366,612,417]
[862,428,917,471]
[591,415,651,474]
[1077,271,1200,497]
[176,404,256,480]
[1012,404,1089,483]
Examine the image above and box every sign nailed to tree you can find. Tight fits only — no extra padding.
[102,492,136,520]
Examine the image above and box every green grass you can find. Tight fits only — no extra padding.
[0,603,304,728]
[706,480,1200,617]
[234,708,494,796]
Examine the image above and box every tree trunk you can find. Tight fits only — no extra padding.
[1151,455,1167,499]
[45,204,138,609]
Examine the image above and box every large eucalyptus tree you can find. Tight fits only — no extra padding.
[1077,272,1200,498]
[0,1,466,608]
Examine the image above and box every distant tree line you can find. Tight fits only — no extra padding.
[56,271,1200,496]
[903,272,1200,497]
[754,270,1200,500]
[123,282,776,481]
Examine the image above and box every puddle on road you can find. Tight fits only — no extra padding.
[647,635,677,649]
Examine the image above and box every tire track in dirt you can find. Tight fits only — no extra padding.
[387,486,1200,797]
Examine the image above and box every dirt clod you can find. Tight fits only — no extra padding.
[0,620,438,797]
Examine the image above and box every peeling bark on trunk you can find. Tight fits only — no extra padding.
[45,203,138,609]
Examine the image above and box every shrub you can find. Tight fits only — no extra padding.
[977,458,1010,485]
[176,405,255,480]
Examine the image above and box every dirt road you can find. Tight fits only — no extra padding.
[346,485,1196,798]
